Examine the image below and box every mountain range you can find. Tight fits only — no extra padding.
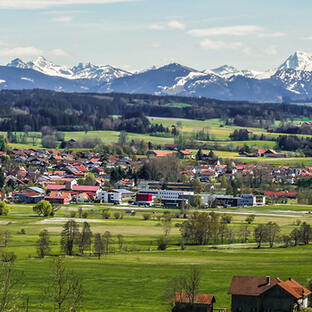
[1,51,312,102]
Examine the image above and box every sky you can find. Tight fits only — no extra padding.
[0,0,311,72]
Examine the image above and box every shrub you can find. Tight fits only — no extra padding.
[82,212,88,219]
[70,211,76,218]
[102,210,111,219]
[33,200,52,217]
[114,212,123,219]
[143,214,151,220]
[0,201,9,216]
[157,236,168,250]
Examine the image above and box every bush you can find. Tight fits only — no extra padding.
[114,212,123,219]
[41,135,58,148]
[70,211,76,218]
[157,236,168,250]
[82,212,88,219]
[102,210,111,219]
[143,214,151,220]
[0,201,9,215]
[33,200,52,217]
[20,228,26,235]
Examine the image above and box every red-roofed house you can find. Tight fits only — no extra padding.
[147,150,174,158]
[229,276,311,312]
[173,293,215,312]
[72,185,100,193]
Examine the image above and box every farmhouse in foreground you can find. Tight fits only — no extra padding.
[173,293,216,312]
[228,276,311,312]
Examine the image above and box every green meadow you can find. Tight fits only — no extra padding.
[2,203,312,311]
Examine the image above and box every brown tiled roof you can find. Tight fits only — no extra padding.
[174,293,215,305]
[228,276,281,296]
[280,279,312,299]
[228,276,311,299]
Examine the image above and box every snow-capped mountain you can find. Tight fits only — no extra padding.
[7,56,131,82]
[3,51,312,101]
[278,51,312,72]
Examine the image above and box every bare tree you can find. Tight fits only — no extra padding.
[265,222,280,248]
[37,229,51,258]
[44,257,83,312]
[78,222,92,255]
[0,253,24,312]
[61,220,80,256]
[117,234,124,252]
[254,224,267,249]
[93,234,104,259]
[168,267,202,311]
[239,224,250,243]
[103,231,112,255]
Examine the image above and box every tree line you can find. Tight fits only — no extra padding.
[1,89,312,132]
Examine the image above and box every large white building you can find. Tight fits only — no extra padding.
[96,190,122,204]
[138,189,194,200]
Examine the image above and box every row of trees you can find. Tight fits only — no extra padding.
[37,220,124,259]
[177,212,312,249]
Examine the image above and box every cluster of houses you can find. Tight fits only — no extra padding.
[173,275,311,312]
[1,147,312,207]
[239,148,286,158]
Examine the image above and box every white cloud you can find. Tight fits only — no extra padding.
[150,43,160,49]
[188,25,263,37]
[264,45,278,56]
[0,46,44,56]
[200,39,242,50]
[167,20,185,30]
[0,46,69,58]
[149,24,165,30]
[258,32,285,38]
[49,48,69,56]
[0,0,135,9]
[149,20,185,31]
[51,16,73,23]
[304,36,312,40]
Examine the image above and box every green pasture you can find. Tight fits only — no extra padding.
[1,203,312,311]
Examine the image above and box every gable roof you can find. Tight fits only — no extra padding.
[228,276,281,296]
[174,293,215,305]
[228,276,311,299]
[279,278,311,299]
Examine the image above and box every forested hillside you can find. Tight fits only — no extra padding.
[0,89,312,131]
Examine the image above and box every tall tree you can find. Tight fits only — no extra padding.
[61,220,79,256]
[254,224,267,249]
[103,231,112,255]
[78,222,92,255]
[93,233,104,260]
[37,229,51,258]
[265,222,280,248]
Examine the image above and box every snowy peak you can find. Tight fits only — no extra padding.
[7,58,28,69]
[212,65,239,77]
[27,56,74,78]
[71,63,131,82]
[7,56,131,82]
[278,51,312,72]
[211,64,271,79]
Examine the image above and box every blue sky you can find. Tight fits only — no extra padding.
[0,0,311,72]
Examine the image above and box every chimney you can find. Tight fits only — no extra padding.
[266,276,271,286]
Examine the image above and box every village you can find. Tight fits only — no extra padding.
[2,146,311,209]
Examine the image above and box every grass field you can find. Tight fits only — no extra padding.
[2,203,312,311]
